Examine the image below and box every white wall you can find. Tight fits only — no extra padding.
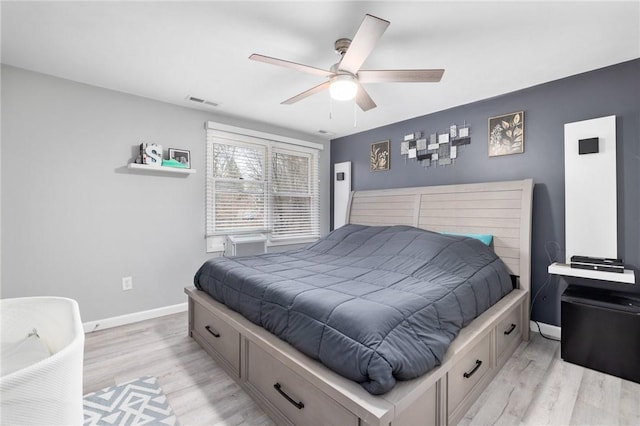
[1,65,330,322]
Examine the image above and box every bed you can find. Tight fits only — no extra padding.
[186,178,533,426]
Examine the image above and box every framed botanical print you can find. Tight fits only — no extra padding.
[370,140,390,171]
[488,111,524,157]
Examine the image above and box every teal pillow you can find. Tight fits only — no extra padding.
[440,232,493,246]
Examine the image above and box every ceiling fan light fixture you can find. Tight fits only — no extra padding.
[250,14,442,111]
[329,74,358,101]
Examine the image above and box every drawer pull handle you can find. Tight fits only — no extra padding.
[504,323,517,335]
[205,325,220,338]
[274,383,304,410]
[463,360,482,379]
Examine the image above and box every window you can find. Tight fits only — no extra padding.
[206,124,320,248]
[271,149,317,239]
[210,139,267,233]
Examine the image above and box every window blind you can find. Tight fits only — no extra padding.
[206,129,320,243]
[271,149,320,240]
[206,135,267,235]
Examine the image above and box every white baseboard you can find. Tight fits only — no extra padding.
[83,302,188,333]
[530,320,562,340]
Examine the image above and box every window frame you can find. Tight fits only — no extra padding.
[210,136,268,235]
[205,123,322,252]
[270,146,318,241]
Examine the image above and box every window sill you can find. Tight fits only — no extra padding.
[267,237,319,247]
[206,234,319,254]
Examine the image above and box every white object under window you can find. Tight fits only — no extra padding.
[206,123,321,252]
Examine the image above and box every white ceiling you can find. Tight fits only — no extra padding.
[2,1,639,139]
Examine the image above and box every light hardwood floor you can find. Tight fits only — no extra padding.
[459,332,640,426]
[83,311,273,426]
[84,312,640,426]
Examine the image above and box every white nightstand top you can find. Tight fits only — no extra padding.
[548,262,635,284]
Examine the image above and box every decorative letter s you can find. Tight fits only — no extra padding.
[144,144,163,166]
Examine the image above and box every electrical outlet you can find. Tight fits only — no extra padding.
[122,276,133,291]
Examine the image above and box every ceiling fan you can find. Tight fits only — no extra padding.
[249,14,444,112]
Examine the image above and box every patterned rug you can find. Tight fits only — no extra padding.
[83,376,179,425]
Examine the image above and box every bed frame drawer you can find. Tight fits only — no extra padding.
[447,332,492,419]
[245,341,358,426]
[497,303,522,360]
[192,302,241,376]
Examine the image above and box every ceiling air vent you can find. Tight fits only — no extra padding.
[186,95,219,107]
[318,129,335,136]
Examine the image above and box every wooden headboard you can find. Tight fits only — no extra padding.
[346,179,534,295]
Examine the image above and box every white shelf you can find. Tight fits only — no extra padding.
[127,163,196,175]
[548,262,635,284]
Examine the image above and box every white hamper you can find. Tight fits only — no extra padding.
[1,297,84,425]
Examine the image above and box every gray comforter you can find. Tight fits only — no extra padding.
[194,225,513,394]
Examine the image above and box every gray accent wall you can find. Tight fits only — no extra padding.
[1,65,330,322]
[331,59,639,327]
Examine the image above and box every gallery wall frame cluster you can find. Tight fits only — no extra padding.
[396,122,471,170]
[368,111,525,172]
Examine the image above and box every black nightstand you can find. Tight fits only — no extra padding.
[560,285,640,383]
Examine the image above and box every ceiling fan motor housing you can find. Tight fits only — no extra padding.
[334,38,352,56]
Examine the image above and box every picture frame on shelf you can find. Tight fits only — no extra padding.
[169,148,191,168]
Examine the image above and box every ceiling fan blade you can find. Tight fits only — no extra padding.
[339,14,390,75]
[358,69,445,83]
[355,83,377,111]
[249,54,332,77]
[282,81,331,105]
